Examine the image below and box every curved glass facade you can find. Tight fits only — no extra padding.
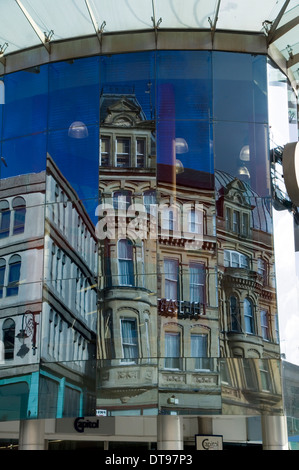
[0,50,290,421]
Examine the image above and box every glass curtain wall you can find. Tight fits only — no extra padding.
[0,50,285,421]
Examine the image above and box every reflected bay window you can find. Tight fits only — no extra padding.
[121,318,138,363]
[189,263,205,304]
[118,239,134,286]
[7,255,21,297]
[165,331,181,369]
[164,259,179,300]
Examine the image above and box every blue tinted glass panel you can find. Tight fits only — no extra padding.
[157,51,212,121]
[47,125,99,220]
[48,57,100,131]
[214,121,270,197]
[2,65,48,140]
[1,133,47,179]
[213,52,268,123]
[100,52,156,122]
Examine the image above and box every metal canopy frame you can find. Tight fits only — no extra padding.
[0,0,297,93]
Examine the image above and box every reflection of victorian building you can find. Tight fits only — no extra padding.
[156,164,220,414]
[0,156,97,420]
[97,89,158,414]
[96,90,283,417]
[97,90,222,415]
[216,170,282,414]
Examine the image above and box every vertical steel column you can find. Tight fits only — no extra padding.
[261,415,289,450]
[19,419,47,450]
[157,415,184,450]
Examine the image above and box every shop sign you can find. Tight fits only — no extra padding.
[56,416,115,435]
[196,434,223,450]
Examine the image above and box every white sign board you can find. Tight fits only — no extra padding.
[196,434,223,451]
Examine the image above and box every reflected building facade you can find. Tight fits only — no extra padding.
[0,47,296,448]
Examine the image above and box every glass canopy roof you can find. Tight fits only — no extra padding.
[0,0,298,87]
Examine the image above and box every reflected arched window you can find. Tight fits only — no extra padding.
[118,239,134,286]
[7,255,21,297]
[2,318,15,360]
[12,197,26,235]
[244,298,255,334]
[0,200,10,239]
[0,258,5,298]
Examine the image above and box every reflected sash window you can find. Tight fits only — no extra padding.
[244,298,255,334]
[191,333,209,370]
[243,359,257,390]
[259,359,272,392]
[113,190,132,211]
[118,239,134,286]
[100,136,110,166]
[7,255,21,297]
[233,210,240,233]
[274,314,279,343]
[261,310,269,340]
[164,259,179,300]
[0,259,5,298]
[143,190,156,214]
[189,263,205,303]
[0,201,10,239]
[12,197,26,235]
[258,258,267,284]
[188,209,203,234]
[165,331,180,369]
[136,138,146,168]
[230,296,240,331]
[2,318,15,360]
[121,318,138,363]
[224,250,249,269]
[116,137,130,167]
[225,207,231,231]
[242,213,249,237]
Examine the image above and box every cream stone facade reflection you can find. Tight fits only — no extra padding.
[216,171,280,361]
[97,90,158,414]
[0,157,98,420]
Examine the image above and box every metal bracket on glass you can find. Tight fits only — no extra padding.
[0,42,8,66]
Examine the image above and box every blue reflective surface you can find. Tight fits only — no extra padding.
[0,50,283,421]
